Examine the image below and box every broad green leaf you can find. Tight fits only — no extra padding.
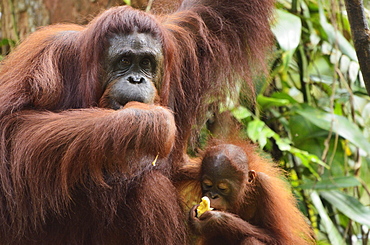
[258,127,275,148]
[270,92,298,104]
[363,104,370,126]
[320,190,370,227]
[311,191,345,245]
[231,106,252,120]
[339,55,351,75]
[289,114,326,145]
[293,151,321,178]
[288,147,325,179]
[319,4,357,61]
[298,176,361,190]
[274,137,291,151]
[296,105,370,156]
[353,95,370,114]
[348,61,360,83]
[271,9,302,51]
[247,120,265,143]
[257,95,290,109]
[290,147,328,167]
[247,120,275,148]
[308,56,333,78]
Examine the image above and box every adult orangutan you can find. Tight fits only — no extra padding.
[176,141,315,245]
[0,0,274,244]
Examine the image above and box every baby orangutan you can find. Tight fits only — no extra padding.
[176,142,315,245]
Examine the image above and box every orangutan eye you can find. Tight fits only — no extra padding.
[218,183,229,192]
[202,179,213,188]
[121,57,131,65]
[140,58,151,66]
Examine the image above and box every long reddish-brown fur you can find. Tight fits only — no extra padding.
[161,0,275,153]
[0,102,183,244]
[0,0,275,244]
[176,140,315,245]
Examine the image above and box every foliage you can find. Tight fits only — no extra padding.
[122,0,131,5]
[0,38,16,60]
[228,0,370,244]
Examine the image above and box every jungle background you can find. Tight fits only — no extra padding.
[1,0,370,244]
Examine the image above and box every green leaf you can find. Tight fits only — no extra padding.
[348,61,360,83]
[311,191,346,245]
[122,0,131,5]
[0,39,12,46]
[231,106,252,120]
[270,92,298,104]
[288,147,326,179]
[274,137,291,151]
[246,120,275,148]
[296,105,370,156]
[320,190,370,227]
[257,94,290,109]
[319,4,357,61]
[271,9,302,51]
[258,127,275,148]
[298,176,361,190]
[290,147,328,166]
[247,120,265,143]
[289,114,326,145]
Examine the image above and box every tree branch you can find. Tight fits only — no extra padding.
[344,0,370,95]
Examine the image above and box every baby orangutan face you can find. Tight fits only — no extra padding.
[200,144,256,212]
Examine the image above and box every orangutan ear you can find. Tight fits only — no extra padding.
[247,170,256,183]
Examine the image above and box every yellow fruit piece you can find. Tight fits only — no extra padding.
[151,154,159,166]
[196,196,213,217]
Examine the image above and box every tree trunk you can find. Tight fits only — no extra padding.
[344,0,370,95]
[1,0,49,52]
[0,0,121,55]
[0,0,180,56]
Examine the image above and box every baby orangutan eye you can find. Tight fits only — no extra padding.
[202,179,213,189]
[218,183,229,192]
